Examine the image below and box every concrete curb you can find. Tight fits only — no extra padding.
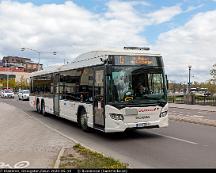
[169,115,216,127]
[54,147,65,168]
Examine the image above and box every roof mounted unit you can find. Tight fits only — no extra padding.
[123,47,150,51]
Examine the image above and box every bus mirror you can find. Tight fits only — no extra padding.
[106,65,112,76]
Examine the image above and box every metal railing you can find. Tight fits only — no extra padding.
[168,94,216,106]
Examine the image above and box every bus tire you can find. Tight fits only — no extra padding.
[36,100,40,113]
[41,101,47,116]
[79,109,89,132]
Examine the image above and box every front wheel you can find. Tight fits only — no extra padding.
[79,110,89,132]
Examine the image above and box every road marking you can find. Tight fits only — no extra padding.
[0,161,30,168]
[151,132,198,145]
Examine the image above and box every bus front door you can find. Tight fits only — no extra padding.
[93,68,105,129]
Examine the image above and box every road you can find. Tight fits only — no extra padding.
[1,97,216,168]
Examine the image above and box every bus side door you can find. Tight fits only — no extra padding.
[93,67,105,128]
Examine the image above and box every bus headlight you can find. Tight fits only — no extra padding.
[110,113,124,120]
[160,111,168,118]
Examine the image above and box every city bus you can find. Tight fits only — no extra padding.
[29,47,169,133]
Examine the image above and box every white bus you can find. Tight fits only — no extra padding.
[29,47,168,133]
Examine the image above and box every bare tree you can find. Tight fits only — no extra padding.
[210,64,216,83]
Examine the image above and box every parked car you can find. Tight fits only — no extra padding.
[1,90,14,98]
[18,90,30,101]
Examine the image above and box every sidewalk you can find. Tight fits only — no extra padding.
[0,102,75,168]
[169,103,216,112]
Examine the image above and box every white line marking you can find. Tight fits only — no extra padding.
[0,161,30,168]
[151,132,198,145]
[22,111,79,144]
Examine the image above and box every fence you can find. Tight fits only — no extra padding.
[168,94,216,106]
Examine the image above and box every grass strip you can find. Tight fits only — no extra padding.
[60,144,128,169]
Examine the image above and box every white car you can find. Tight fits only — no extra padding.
[18,90,30,101]
[1,90,15,98]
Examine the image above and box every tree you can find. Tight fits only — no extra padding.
[210,64,216,83]
[15,75,29,90]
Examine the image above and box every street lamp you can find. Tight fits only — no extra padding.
[188,65,192,94]
[21,48,57,71]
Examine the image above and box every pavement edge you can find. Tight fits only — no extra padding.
[54,147,65,168]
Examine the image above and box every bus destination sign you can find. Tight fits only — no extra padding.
[114,55,157,66]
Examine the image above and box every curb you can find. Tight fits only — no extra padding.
[54,147,65,168]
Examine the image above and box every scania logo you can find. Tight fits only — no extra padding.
[138,108,159,112]
[136,116,150,119]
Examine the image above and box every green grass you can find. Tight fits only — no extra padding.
[59,144,128,169]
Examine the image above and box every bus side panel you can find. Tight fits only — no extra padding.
[29,95,37,110]
[44,97,54,114]
[59,100,77,122]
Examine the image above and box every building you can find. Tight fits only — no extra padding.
[0,56,43,90]
[2,56,43,72]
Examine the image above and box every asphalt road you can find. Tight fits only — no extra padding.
[1,97,216,168]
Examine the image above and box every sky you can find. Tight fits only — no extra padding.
[0,0,216,83]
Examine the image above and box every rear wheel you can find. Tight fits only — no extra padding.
[36,101,40,113]
[79,109,89,132]
[41,102,47,116]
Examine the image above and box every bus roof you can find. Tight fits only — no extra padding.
[30,49,161,77]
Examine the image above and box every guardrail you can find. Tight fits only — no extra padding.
[168,95,216,106]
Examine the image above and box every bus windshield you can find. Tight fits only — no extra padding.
[107,66,167,105]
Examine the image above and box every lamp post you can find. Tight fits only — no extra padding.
[21,48,57,71]
[188,65,192,94]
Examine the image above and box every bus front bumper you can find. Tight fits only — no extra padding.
[105,116,168,133]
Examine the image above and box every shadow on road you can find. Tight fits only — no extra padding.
[27,110,163,141]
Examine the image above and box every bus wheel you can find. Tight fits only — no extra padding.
[41,102,47,116]
[36,101,40,113]
[79,110,89,132]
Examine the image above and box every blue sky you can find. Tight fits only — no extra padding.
[0,0,216,82]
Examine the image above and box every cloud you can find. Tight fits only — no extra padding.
[147,5,182,24]
[154,10,216,82]
[2,0,211,84]
[0,0,150,65]
[184,4,204,13]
